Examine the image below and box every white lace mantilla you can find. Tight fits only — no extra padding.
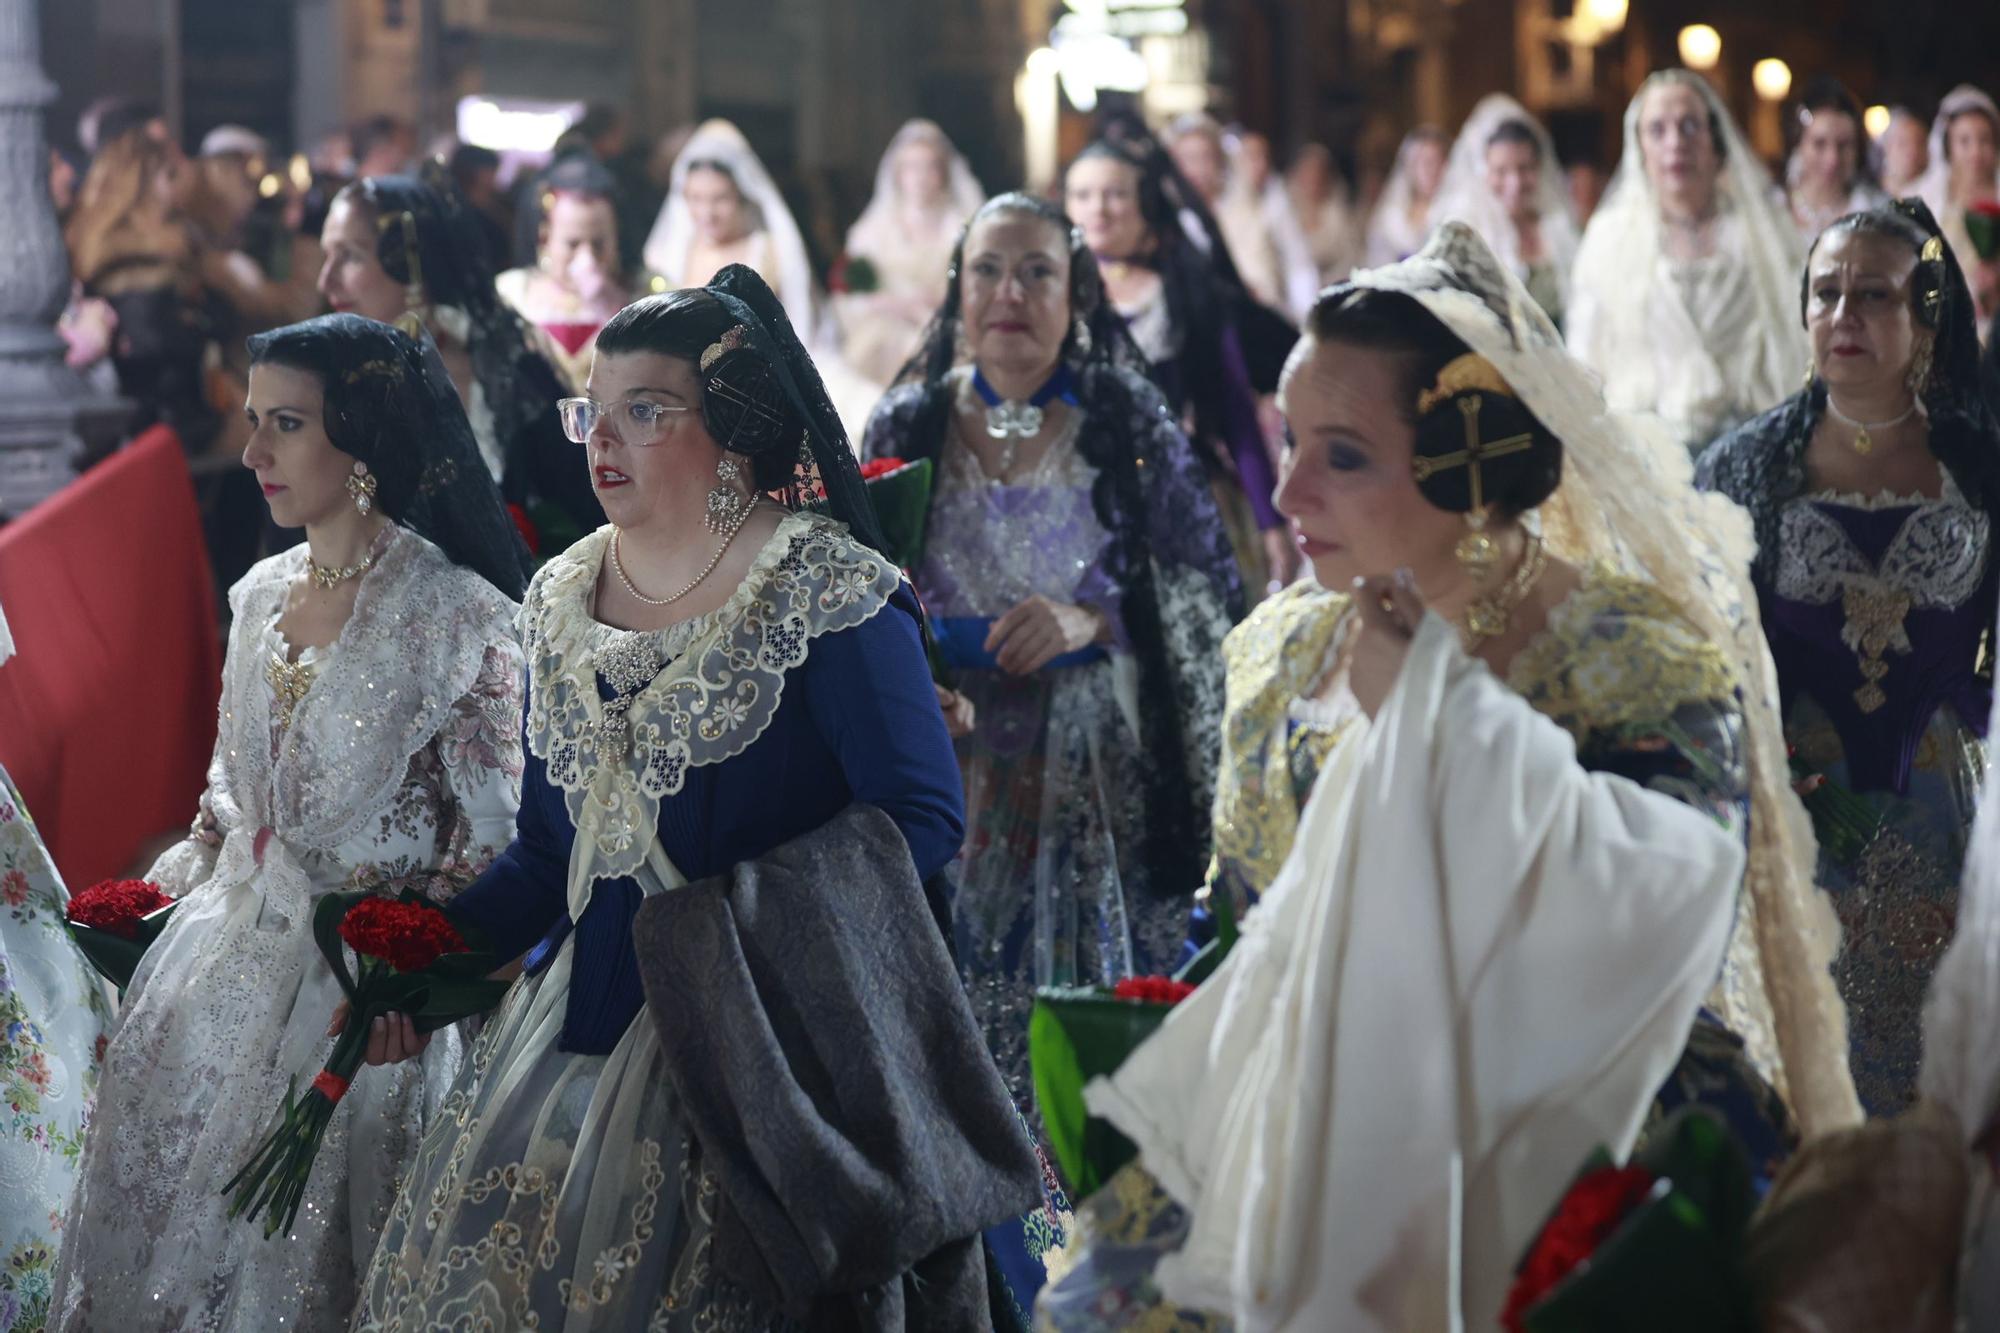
[1777,491,1991,638]
[525,512,900,881]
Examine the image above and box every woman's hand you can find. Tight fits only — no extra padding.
[327,1000,431,1066]
[935,684,976,739]
[1348,569,1423,718]
[985,596,1107,675]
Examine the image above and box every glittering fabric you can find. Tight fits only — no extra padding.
[865,371,1235,1113]
[48,528,523,1332]
[1699,390,1998,1114]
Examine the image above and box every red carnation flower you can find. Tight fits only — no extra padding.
[860,456,910,481]
[1500,1164,1656,1332]
[1112,975,1197,1006]
[338,897,468,973]
[67,880,174,940]
[1972,198,2000,222]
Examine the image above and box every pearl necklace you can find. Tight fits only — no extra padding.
[610,501,757,608]
[1825,396,1919,456]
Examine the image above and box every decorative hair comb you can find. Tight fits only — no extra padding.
[1416,353,1516,416]
[700,324,750,372]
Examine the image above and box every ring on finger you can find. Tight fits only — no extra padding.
[1378,589,1397,615]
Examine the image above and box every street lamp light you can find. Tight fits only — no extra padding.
[1582,0,1628,33]
[1752,58,1793,103]
[1677,24,1722,71]
[1863,104,1892,138]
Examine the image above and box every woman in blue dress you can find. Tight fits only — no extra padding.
[355,266,1032,1329]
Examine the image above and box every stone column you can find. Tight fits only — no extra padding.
[0,0,126,517]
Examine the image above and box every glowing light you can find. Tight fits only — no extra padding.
[1863,104,1892,138]
[258,173,282,199]
[288,153,312,192]
[1752,57,1792,102]
[455,97,581,153]
[1677,24,1721,71]
[1582,0,1628,33]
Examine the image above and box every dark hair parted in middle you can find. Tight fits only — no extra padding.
[1303,287,1563,520]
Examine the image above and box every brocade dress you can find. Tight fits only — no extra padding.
[354,514,967,1330]
[48,528,524,1332]
[0,771,114,1333]
[1036,572,1770,1330]
[1768,478,1991,1113]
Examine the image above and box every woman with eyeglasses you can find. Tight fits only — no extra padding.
[354,267,1037,1329]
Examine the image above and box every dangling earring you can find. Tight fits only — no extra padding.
[1907,336,1935,398]
[346,460,378,517]
[951,316,972,364]
[1455,505,1499,583]
[705,455,751,534]
[389,212,428,339]
[1071,315,1093,357]
[1802,358,1817,389]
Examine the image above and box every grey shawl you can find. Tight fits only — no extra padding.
[633,803,1041,1330]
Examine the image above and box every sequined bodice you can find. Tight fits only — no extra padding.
[914,406,1113,618]
[1766,482,1993,793]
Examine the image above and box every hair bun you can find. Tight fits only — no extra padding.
[1410,366,1563,517]
[701,345,796,457]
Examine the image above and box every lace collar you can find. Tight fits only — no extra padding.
[523,511,900,880]
[212,527,520,851]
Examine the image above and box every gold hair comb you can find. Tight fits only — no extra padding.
[700,324,750,372]
[1416,353,1516,416]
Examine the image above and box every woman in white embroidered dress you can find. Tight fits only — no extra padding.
[1569,70,1806,454]
[1782,78,1889,246]
[48,314,530,1332]
[354,268,975,1328]
[0,600,114,1333]
[1363,127,1447,267]
[1429,93,1580,328]
[1916,86,2000,332]
[835,118,986,388]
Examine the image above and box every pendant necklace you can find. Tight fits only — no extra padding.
[1825,396,1918,456]
[970,364,1077,478]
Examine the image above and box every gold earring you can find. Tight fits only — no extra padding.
[705,455,750,534]
[346,461,378,516]
[1907,338,1935,397]
[1802,359,1817,389]
[1455,505,1498,583]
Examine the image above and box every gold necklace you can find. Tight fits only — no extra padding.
[610,501,757,608]
[1461,530,1547,648]
[306,549,377,590]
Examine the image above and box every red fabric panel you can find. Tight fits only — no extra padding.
[0,427,221,888]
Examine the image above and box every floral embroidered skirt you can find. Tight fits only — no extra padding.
[354,942,780,1332]
[1789,696,1984,1115]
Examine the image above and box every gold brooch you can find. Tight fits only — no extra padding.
[1921,236,1945,264]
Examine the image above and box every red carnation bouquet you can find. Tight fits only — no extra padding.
[1500,1108,1755,1331]
[65,879,176,988]
[1966,199,2000,263]
[222,888,510,1237]
[860,455,935,573]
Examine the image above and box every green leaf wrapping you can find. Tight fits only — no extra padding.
[1030,987,1174,1196]
[1521,1110,1757,1332]
[863,457,935,572]
[66,901,176,990]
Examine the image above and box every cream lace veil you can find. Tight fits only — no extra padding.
[644,119,818,340]
[844,119,985,263]
[1570,70,1805,420]
[1430,93,1579,300]
[1360,222,1861,1135]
